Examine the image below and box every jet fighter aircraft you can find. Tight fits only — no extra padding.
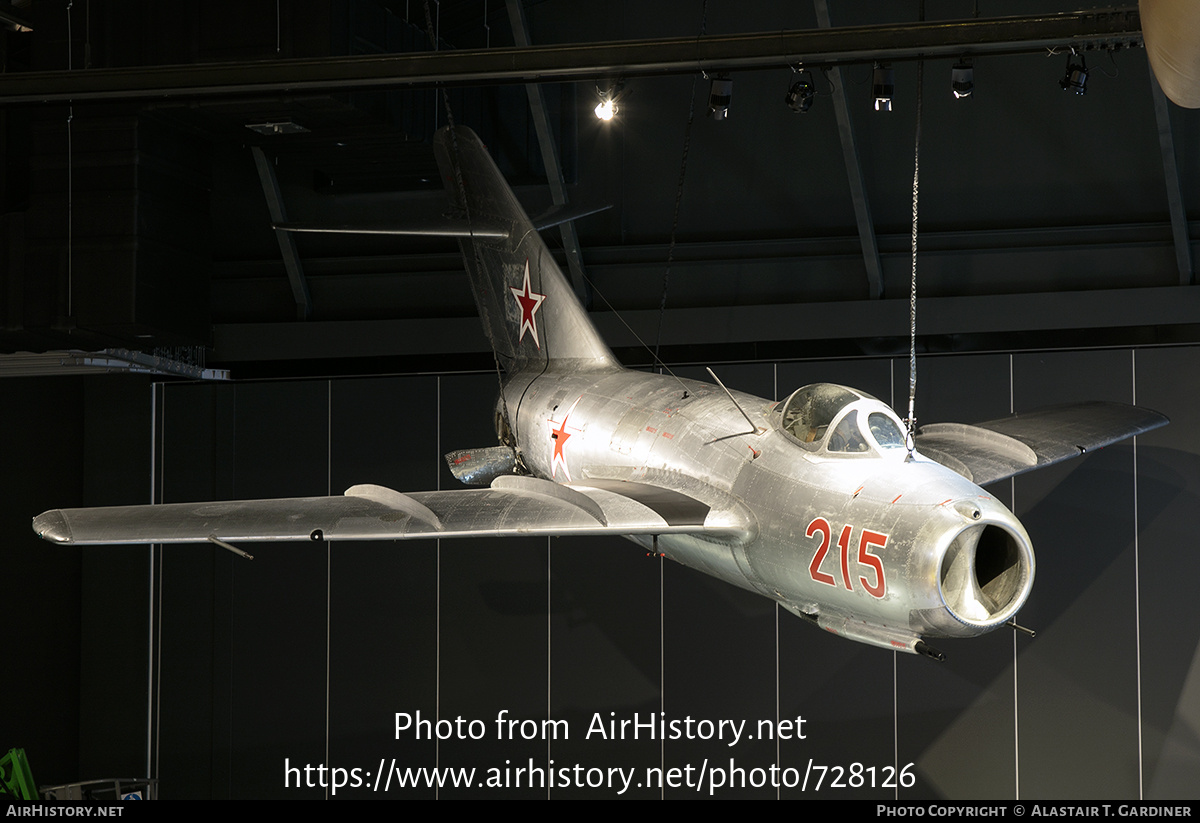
[32,126,1167,659]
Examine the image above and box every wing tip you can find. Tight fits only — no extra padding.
[32,510,73,544]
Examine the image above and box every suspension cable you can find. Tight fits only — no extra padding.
[906,57,923,454]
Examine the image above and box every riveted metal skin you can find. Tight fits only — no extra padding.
[497,357,1037,652]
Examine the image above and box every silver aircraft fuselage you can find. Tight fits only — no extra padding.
[503,365,1033,656]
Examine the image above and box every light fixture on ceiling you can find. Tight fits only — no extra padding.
[951,59,974,98]
[708,76,733,120]
[1059,49,1088,95]
[873,63,895,111]
[594,81,624,121]
[594,96,617,121]
[785,70,815,113]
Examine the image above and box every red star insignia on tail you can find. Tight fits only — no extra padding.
[510,260,547,349]
[547,396,583,481]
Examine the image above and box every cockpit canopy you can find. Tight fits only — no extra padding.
[776,383,907,457]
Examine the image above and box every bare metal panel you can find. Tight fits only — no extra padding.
[34,475,749,546]
[918,402,1168,485]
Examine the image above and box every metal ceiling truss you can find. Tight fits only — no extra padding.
[814,0,884,300]
[0,349,229,380]
[0,9,1142,104]
[251,146,313,320]
[213,284,1200,367]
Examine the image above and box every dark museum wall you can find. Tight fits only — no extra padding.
[5,375,152,788]
[3,0,1199,803]
[10,345,1196,799]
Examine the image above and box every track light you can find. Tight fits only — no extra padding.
[708,76,733,120]
[872,64,895,111]
[1059,52,1088,95]
[785,71,815,113]
[594,81,624,121]
[951,60,974,98]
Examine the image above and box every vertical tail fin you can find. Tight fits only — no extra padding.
[433,126,618,373]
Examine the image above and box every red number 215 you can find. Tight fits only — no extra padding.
[805,517,887,599]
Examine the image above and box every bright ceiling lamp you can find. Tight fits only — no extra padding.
[594,81,625,121]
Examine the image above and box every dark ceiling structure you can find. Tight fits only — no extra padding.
[0,1,1195,378]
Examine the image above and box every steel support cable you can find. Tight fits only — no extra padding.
[906,58,923,454]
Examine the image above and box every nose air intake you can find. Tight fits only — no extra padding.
[939,522,1032,626]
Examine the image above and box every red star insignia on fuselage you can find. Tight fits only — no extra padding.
[510,260,547,349]
[547,396,583,481]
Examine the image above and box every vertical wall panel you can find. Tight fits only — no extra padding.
[434,373,549,797]
[327,376,439,799]
[156,383,209,795]
[1127,347,1200,798]
[7,378,85,787]
[548,530,662,798]
[78,375,154,782]
[157,382,236,798]
[226,381,329,799]
[135,346,1200,799]
[1012,350,1140,799]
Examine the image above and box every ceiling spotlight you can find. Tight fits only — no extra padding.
[785,71,815,113]
[872,64,895,111]
[951,60,974,98]
[1059,52,1088,95]
[594,81,624,121]
[708,76,733,121]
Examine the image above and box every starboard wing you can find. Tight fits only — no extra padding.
[914,401,1168,487]
[33,476,754,547]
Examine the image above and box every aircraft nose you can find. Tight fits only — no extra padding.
[936,499,1034,630]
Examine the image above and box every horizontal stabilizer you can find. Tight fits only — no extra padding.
[916,401,1168,486]
[275,205,608,237]
[274,219,508,238]
[529,202,612,231]
[33,478,754,546]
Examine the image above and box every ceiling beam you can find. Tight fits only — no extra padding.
[1149,71,1193,286]
[251,147,313,320]
[0,9,1142,104]
[0,349,228,380]
[815,0,883,300]
[213,284,1200,364]
[0,2,31,32]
